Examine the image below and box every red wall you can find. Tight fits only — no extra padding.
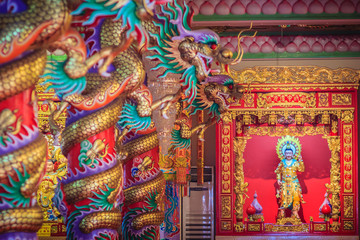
[243,135,331,223]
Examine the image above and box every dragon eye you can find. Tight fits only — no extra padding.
[228,85,233,90]
[211,44,217,50]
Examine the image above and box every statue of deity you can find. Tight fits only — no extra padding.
[275,136,305,221]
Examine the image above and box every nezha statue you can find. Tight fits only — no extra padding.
[275,136,305,223]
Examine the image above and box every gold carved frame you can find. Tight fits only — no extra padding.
[217,66,359,234]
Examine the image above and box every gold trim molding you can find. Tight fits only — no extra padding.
[344,195,354,219]
[227,108,353,125]
[257,92,316,108]
[323,136,341,223]
[332,94,352,106]
[233,136,251,221]
[246,125,330,137]
[230,66,360,85]
[221,195,232,219]
[264,223,309,233]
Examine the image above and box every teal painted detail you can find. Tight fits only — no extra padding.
[78,140,98,168]
[194,13,360,22]
[181,66,198,104]
[209,103,221,119]
[42,61,86,99]
[149,1,201,106]
[122,190,159,239]
[0,136,11,147]
[122,206,158,240]
[171,129,191,150]
[73,0,146,45]
[190,98,220,119]
[66,205,91,239]
[174,0,191,31]
[199,34,218,45]
[96,233,112,240]
[116,1,141,40]
[223,78,234,86]
[0,165,30,207]
[47,54,67,61]
[89,184,116,211]
[118,103,152,132]
[144,190,159,212]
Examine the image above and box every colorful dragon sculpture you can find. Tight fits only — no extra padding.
[46,1,168,240]
[146,2,244,151]
[0,0,162,239]
[1,0,244,239]
[116,2,245,238]
[0,0,95,239]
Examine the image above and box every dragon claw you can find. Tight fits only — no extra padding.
[100,71,111,77]
[161,110,169,119]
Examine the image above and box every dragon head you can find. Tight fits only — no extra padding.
[195,76,243,118]
[149,1,243,117]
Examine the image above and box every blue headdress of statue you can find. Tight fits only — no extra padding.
[276,136,301,160]
[283,141,296,157]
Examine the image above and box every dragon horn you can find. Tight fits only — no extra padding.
[230,22,257,66]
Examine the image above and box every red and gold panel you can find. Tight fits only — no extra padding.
[216,66,359,236]
[342,123,354,193]
[216,121,234,233]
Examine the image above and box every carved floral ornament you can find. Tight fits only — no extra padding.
[221,109,354,126]
[218,66,357,233]
[229,66,360,85]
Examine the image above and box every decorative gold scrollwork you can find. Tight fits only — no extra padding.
[231,66,360,85]
[264,223,309,232]
[323,136,341,222]
[233,136,251,222]
[246,125,330,137]
[234,222,245,232]
[332,94,352,106]
[221,111,234,124]
[257,92,316,108]
[314,223,327,232]
[343,220,354,230]
[330,222,340,232]
[231,108,346,124]
[319,93,330,107]
[221,221,232,231]
[344,195,354,219]
[221,196,231,219]
[247,223,261,232]
[341,110,354,123]
[276,217,302,226]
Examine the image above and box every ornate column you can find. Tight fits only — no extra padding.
[233,117,250,230]
[323,134,341,232]
[197,111,205,185]
[57,102,123,239]
[340,110,356,233]
[0,51,47,239]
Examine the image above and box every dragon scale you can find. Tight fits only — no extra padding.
[0,49,47,239]
[0,0,244,239]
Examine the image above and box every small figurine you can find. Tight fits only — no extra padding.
[246,204,256,221]
[251,192,263,221]
[319,192,332,221]
[275,136,305,220]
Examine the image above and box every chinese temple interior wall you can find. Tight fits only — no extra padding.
[190,57,360,235]
[192,58,360,168]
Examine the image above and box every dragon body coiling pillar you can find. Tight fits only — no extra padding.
[54,101,124,239]
[120,130,165,239]
[0,51,47,239]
